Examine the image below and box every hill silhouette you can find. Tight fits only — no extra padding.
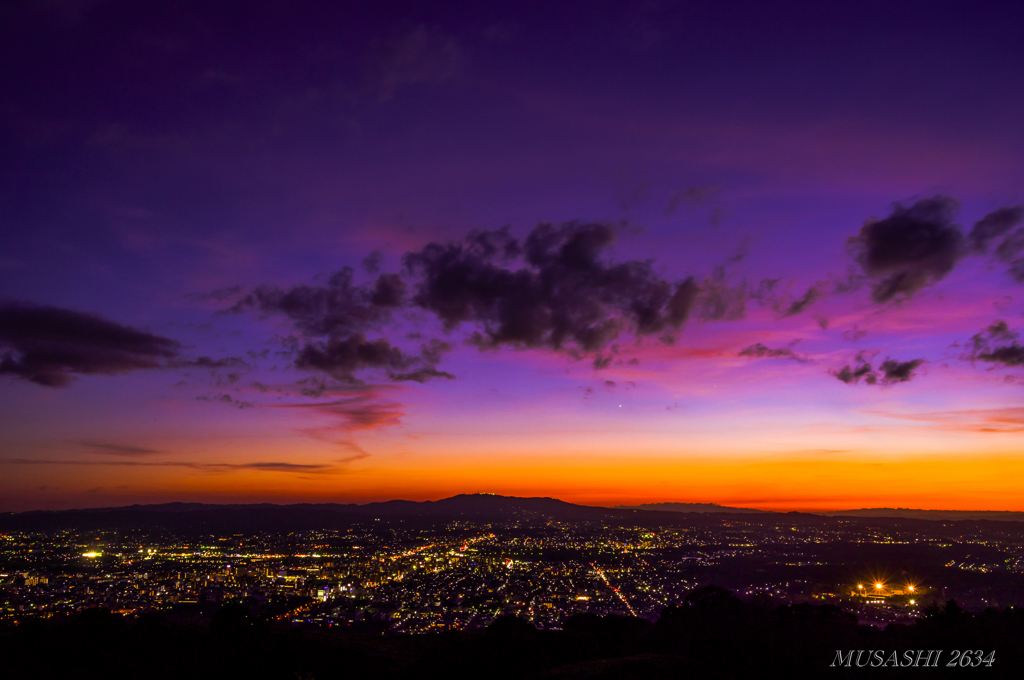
[7,494,1024,532]
[616,502,766,514]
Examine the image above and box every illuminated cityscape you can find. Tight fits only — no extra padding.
[4,499,1024,633]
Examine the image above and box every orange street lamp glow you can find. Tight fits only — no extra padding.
[875,583,883,589]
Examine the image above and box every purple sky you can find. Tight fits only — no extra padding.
[2,0,1024,511]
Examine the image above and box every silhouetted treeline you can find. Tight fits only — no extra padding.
[2,586,1021,679]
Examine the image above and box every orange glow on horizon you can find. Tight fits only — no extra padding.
[5,450,1024,513]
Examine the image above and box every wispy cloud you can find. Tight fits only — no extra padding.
[77,441,164,457]
[0,459,342,474]
[0,301,180,387]
[868,408,1024,433]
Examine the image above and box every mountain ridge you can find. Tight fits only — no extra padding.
[3,494,1024,529]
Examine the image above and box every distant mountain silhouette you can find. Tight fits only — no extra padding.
[0,494,622,531]
[825,507,1024,522]
[616,502,766,514]
[5,494,1024,531]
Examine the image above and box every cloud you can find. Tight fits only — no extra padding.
[694,265,751,322]
[236,222,817,382]
[847,196,964,303]
[0,301,181,387]
[738,342,807,362]
[776,285,821,318]
[878,358,924,383]
[994,231,1024,282]
[275,395,404,432]
[968,206,1024,254]
[275,392,405,455]
[403,222,700,353]
[177,356,250,371]
[869,408,1024,433]
[965,320,1024,367]
[232,266,453,383]
[834,362,875,384]
[965,206,1024,283]
[361,250,384,275]
[231,267,405,337]
[387,366,456,383]
[833,353,924,385]
[78,441,163,457]
[294,333,453,383]
[228,462,336,472]
[197,394,255,409]
[0,459,339,474]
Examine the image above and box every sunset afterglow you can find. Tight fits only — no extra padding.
[2,1,1023,513]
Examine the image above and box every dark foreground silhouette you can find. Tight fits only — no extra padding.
[2,586,1021,679]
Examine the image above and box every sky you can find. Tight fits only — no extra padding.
[2,0,1024,512]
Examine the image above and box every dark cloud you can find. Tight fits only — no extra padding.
[968,206,1024,254]
[694,266,749,321]
[230,462,333,472]
[993,228,1024,284]
[0,301,181,387]
[1,458,337,474]
[361,250,383,274]
[197,394,255,409]
[235,223,774,382]
[78,441,163,457]
[370,273,406,307]
[847,196,964,303]
[176,356,251,371]
[403,222,700,353]
[834,362,875,384]
[418,339,451,365]
[389,366,455,383]
[965,320,1024,368]
[878,359,924,383]
[738,342,807,362]
[232,266,455,382]
[963,205,1024,284]
[294,333,451,383]
[231,267,405,337]
[776,285,821,318]
[833,355,924,385]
